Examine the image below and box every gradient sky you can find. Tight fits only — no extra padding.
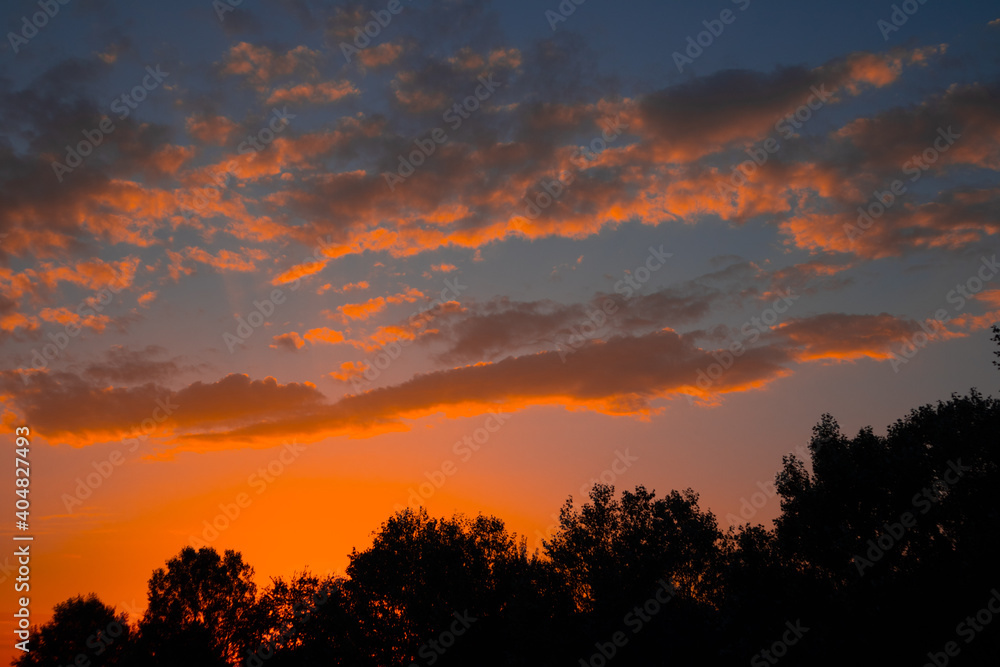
[2,0,999,660]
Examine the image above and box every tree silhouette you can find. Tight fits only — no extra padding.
[545,484,723,662]
[716,523,803,660]
[137,547,264,666]
[255,572,367,666]
[772,392,1000,662]
[993,324,999,369]
[18,389,1000,666]
[346,507,569,666]
[546,485,721,610]
[12,595,131,667]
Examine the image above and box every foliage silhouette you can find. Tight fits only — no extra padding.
[15,389,1000,666]
[345,507,571,666]
[137,547,264,666]
[993,324,1000,369]
[11,595,130,667]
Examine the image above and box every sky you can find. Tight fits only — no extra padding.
[1,0,999,659]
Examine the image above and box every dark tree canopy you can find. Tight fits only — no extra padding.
[138,547,263,666]
[17,389,1000,666]
[13,595,130,667]
[545,485,721,611]
[993,324,1000,369]
[345,507,570,666]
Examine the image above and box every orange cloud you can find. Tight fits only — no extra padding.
[1,329,785,451]
[951,287,1000,331]
[271,332,306,351]
[387,287,425,304]
[272,260,327,286]
[185,114,239,146]
[329,361,367,382]
[148,144,195,175]
[346,321,435,353]
[834,45,944,96]
[41,257,142,293]
[315,280,368,296]
[358,42,404,68]
[1,372,324,449]
[631,47,941,165]
[772,313,938,362]
[303,327,346,345]
[444,46,521,74]
[1,305,976,454]
[337,288,424,321]
[392,70,451,112]
[219,42,319,87]
[185,247,268,273]
[0,310,38,334]
[165,250,196,282]
[780,187,1000,259]
[339,296,387,321]
[37,308,111,332]
[167,330,793,448]
[265,80,359,106]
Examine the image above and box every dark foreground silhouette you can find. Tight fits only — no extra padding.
[15,388,1000,666]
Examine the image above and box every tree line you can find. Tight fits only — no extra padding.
[14,345,1000,665]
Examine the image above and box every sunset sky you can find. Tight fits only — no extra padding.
[2,0,999,659]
